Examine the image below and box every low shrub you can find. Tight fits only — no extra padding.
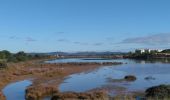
[0,62,7,69]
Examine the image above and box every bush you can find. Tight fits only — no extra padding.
[14,51,29,61]
[145,85,170,99]
[0,62,7,69]
[0,50,11,59]
[7,56,18,62]
[124,75,137,81]
[0,50,46,63]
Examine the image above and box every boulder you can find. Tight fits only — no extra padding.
[145,85,170,99]
[124,75,137,81]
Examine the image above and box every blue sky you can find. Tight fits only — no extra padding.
[0,0,170,52]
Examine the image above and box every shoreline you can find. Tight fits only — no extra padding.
[0,58,122,100]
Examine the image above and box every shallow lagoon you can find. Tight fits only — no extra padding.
[3,58,170,99]
[58,58,170,95]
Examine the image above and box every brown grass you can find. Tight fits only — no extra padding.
[51,91,109,100]
[25,84,58,100]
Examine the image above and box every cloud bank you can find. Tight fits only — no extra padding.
[122,33,170,45]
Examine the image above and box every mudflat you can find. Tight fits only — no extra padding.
[0,58,121,100]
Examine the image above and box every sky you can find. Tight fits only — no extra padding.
[0,0,170,53]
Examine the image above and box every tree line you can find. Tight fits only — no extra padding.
[0,50,49,68]
[0,50,46,63]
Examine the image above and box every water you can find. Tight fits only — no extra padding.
[45,58,132,64]
[3,80,32,100]
[58,58,170,95]
[3,58,170,99]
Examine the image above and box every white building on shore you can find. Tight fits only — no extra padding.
[135,49,163,54]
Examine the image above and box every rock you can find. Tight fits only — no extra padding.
[124,75,137,81]
[145,84,170,99]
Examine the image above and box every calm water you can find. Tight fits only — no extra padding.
[3,58,170,99]
[45,58,133,64]
[58,58,170,95]
[3,80,32,100]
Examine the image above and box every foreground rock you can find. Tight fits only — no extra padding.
[124,75,137,81]
[51,91,109,100]
[145,84,170,99]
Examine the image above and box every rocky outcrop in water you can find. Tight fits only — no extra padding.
[124,75,137,81]
[144,76,156,80]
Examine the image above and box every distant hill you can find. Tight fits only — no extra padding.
[28,52,69,56]
[67,52,126,56]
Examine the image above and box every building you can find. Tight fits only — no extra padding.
[135,49,163,54]
[157,49,163,52]
[135,49,145,54]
